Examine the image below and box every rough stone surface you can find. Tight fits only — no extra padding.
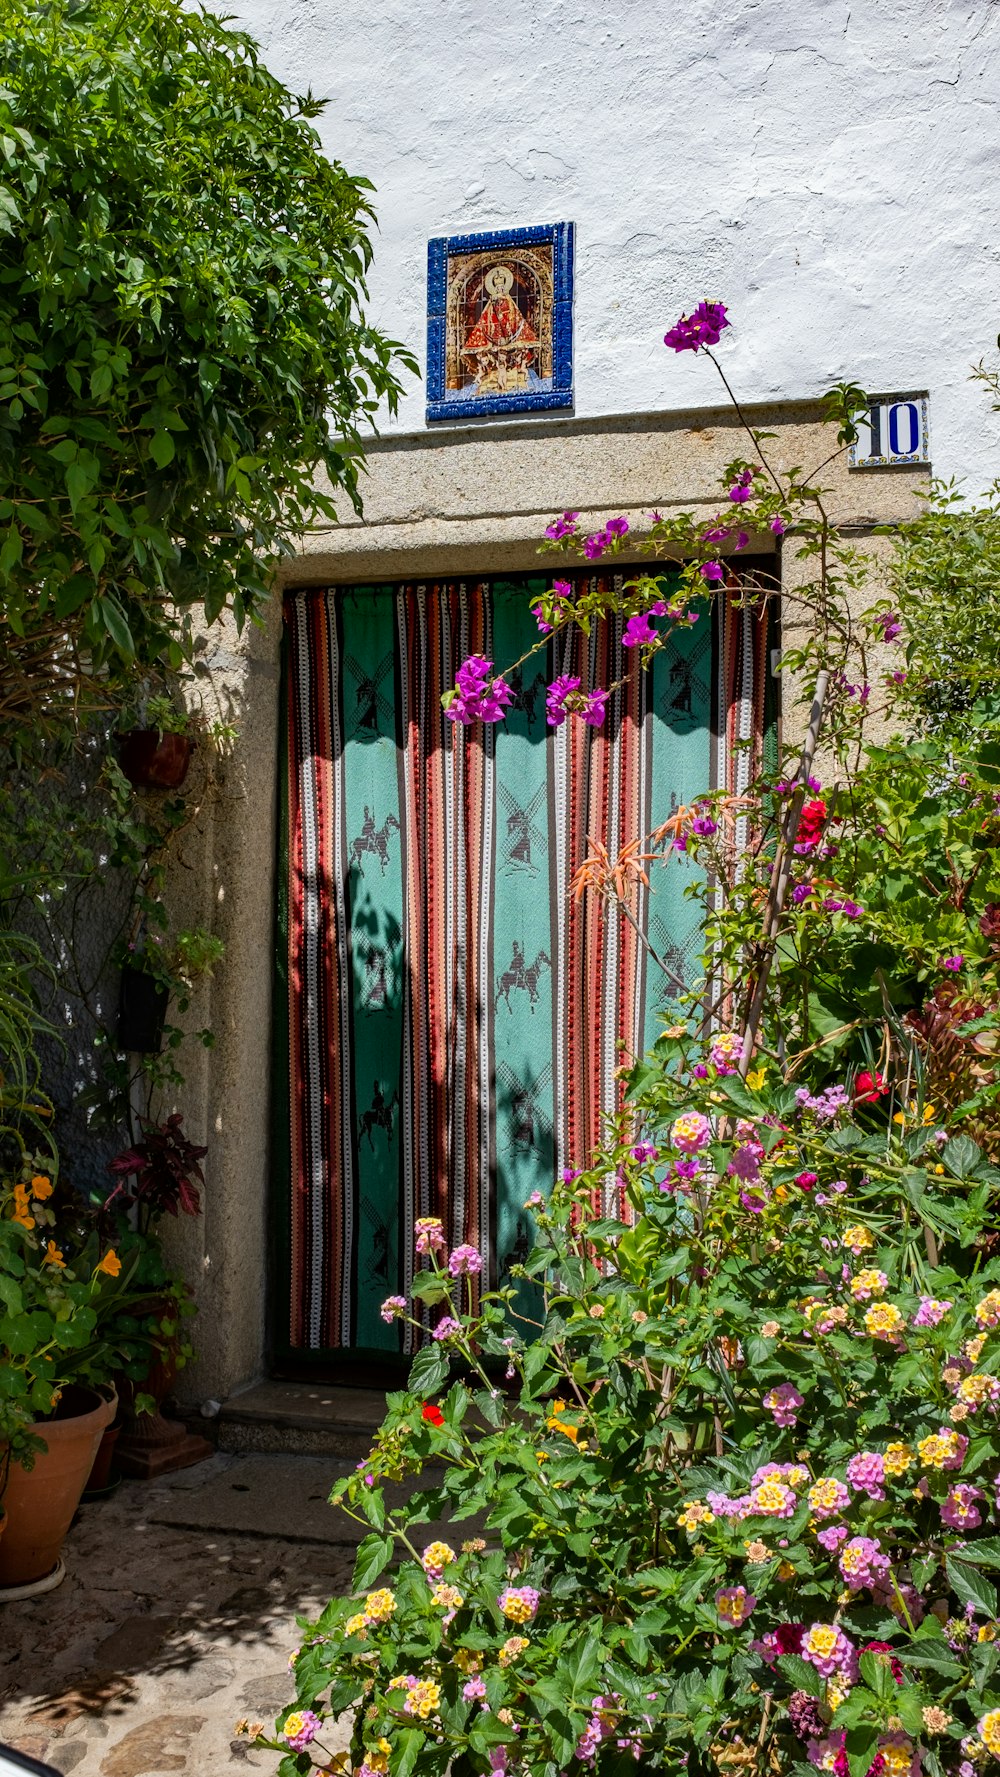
[222,0,1000,493]
[0,1457,361,1777]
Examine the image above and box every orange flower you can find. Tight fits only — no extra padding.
[11,1184,35,1230]
[31,1174,53,1200]
[571,836,652,905]
[43,1240,66,1268]
[95,1249,121,1278]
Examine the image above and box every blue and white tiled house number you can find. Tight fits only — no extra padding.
[849,392,930,468]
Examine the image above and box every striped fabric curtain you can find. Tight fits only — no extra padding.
[277,574,773,1357]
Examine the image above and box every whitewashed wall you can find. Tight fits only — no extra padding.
[230,0,1000,495]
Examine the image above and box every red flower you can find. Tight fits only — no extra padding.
[794,1171,817,1191]
[853,1070,887,1105]
[796,799,828,846]
[774,1623,805,1655]
[421,1403,444,1427]
[862,1641,904,1684]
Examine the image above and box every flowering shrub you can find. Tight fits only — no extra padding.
[263,308,1000,1777]
[264,1067,1000,1777]
[0,1140,198,1486]
[0,1158,154,1470]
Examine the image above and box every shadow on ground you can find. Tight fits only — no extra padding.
[0,1453,385,1777]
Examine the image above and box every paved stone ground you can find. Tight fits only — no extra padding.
[0,1453,363,1777]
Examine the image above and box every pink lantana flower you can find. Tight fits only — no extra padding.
[763,1383,804,1428]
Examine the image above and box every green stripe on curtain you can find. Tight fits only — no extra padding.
[276,573,773,1359]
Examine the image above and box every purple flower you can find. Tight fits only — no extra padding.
[546,673,582,728]
[763,1383,803,1427]
[702,524,731,542]
[839,1535,891,1592]
[584,530,608,561]
[463,1676,487,1701]
[791,883,811,904]
[691,815,718,837]
[876,611,903,642]
[380,1294,407,1322]
[942,954,965,972]
[942,1484,984,1530]
[700,560,724,582]
[649,509,663,523]
[787,1692,825,1743]
[734,531,749,550]
[729,1144,762,1182]
[663,300,729,353]
[606,516,630,538]
[446,656,514,726]
[283,1711,322,1752]
[623,611,659,648]
[545,510,579,540]
[770,515,788,535]
[529,600,553,635]
[817,1523,850,1552]
[432,1315,462,1342]
[448,1243,484,1277]
[631,1141,659,1163]
[842,901,863,920]
[913,1296,952,1327]
[581,687,609,726]
[846,1451,885,1500]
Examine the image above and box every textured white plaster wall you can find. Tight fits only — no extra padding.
[228,0,1000,494]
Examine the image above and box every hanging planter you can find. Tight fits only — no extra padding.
[117,963,168,1053]
[118,728,193,790]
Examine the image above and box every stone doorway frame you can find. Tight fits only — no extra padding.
[165,402,923,1408]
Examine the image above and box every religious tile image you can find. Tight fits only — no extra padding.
[426,222,573,420]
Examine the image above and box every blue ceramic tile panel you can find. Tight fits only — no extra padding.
[426,222,574,421]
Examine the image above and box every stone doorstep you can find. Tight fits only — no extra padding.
[214,1380,389,1459]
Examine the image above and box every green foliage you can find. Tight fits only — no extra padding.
[0,0,415,751]
[263,1061,1000,1777]
[886,483,1000,733]
[0,1156,180,1471]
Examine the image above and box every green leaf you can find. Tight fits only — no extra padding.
[352,1533,394,1592]
[946,1553,998,1618]
[389,1729,424,1777]
[846,1724,881,1777]
[777,1654,823,1699]
[408,1345,448,1396]
[942,1133,987,1181]
[95,596,134,654]
[149,429,175,469]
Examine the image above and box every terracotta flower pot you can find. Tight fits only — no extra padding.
[118,729,193,790]
[83,1386,120,1496]
[0,1385,114,1587]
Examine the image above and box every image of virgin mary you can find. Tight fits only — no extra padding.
[461,263,539,394]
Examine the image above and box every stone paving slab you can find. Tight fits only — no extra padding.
[0,1454,373,1777]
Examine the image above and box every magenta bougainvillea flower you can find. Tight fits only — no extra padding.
[663,300,729,353]
[446,656,515,725]
[545,510,579,540]
[545,674,582,728]
[622,610,659,648]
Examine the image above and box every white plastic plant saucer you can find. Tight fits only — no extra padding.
[0,1557,66,1604]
